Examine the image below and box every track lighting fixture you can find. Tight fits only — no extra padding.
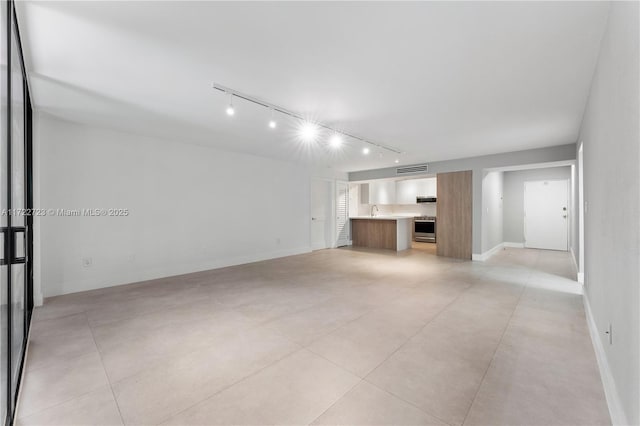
[226,93,235,116]
[212,83,405,157]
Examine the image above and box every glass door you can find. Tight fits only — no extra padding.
[9,6,25,408]
[0,2,8,424]
[1,1,32,423]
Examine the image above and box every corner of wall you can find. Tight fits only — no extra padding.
[472,242,504,262]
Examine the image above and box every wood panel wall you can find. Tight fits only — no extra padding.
[351,219,397,250]
[436,170,473,259]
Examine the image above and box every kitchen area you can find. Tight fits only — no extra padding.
[349,176,438,252]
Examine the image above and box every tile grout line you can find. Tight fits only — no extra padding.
[305,344,454,426]
[290,265,464,352]
[85,311,127,426]
[459,272,532,426]
[367,382,454,426]
[92,300,295,386]
[355,278,481,426]
[154,345,306,425]
[16,312,116,423]
[305,376,363,426]
[363,278,479,380]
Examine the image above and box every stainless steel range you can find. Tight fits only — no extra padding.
[414,216,436,243]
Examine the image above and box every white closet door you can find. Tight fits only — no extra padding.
[336,181,350,247]
[311,178,333,250]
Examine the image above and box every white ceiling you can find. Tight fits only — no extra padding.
[17,1,609,172]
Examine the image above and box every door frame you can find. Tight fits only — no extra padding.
[3,1,34,423]
[310,177,336,250]
[578,143,585,283]
[335,180,350,247]
[523,178,569,251]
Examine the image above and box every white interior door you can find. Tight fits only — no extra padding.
[524,180,569,251]
[336,181,349,246]
[311,179,333,250]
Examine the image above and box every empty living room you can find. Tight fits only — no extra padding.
[1,1,638,425]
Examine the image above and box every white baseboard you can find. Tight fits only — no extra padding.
[583,295,629,425]
[570,248,585,284]
[503,242,525,248]
[570,248,579,276]
[472,242,504,262]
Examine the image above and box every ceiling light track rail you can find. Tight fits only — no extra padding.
[212,83,403,155]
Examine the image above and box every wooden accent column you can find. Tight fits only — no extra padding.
[436,170,472,259]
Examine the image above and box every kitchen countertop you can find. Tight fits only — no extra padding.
[349,216,414,220]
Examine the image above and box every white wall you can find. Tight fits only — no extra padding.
[481,171,503,253]
[502,166,572,245]
[35,113,313,298]
[577,2,639,424]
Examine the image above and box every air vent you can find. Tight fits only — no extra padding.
[396,164,428,175]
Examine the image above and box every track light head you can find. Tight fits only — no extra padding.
[299,122,319,142]
[329,133,343,149]
[226,93,235,116]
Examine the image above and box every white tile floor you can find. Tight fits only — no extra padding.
[16,246,610,425]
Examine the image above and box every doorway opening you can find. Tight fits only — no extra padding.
[310,178,334,250]
[310,178,350,250]
[481,161,579,284]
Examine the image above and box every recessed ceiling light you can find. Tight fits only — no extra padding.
[329,133,342,149]
[362,147,370,155]
[395,159,400,164]
[300,122,319,142]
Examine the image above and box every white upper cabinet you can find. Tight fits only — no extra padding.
[396,179,419,204]
[395,178,437,204]
[364,178,436,205]
[368,180,396,205]
[416,177,437,197]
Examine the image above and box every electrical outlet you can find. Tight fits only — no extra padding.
[605,323,613,345]
[82,257,93,268]
[276,237,281,245]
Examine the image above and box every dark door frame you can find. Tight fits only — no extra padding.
[4,0,33,423]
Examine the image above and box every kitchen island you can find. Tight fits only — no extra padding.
[350,216,413,251]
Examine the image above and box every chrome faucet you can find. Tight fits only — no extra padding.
[371,205,379,217]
